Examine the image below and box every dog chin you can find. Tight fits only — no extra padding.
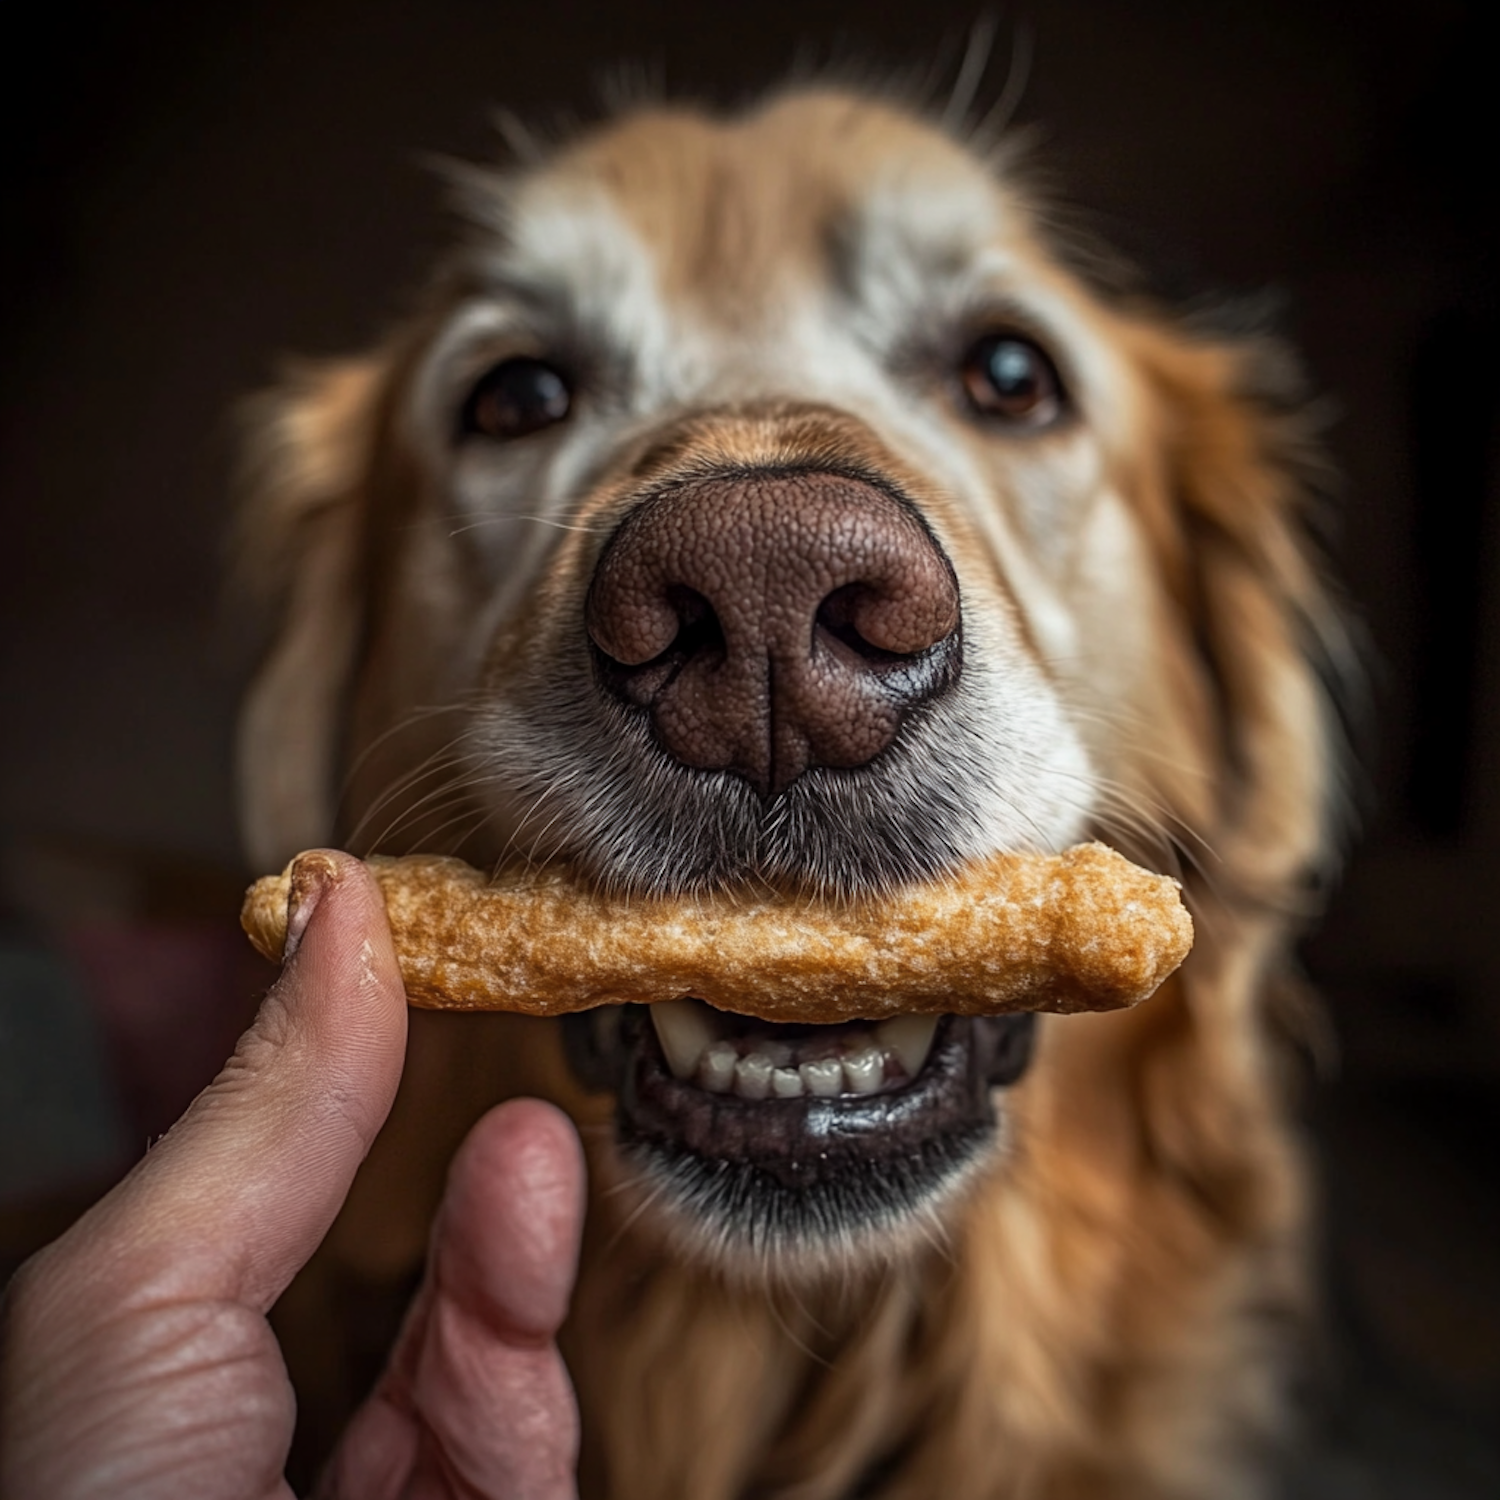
[563,1004,1036,1281]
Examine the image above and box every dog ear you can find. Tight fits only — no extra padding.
[233,356,388,871]
[1122,317,1350,911]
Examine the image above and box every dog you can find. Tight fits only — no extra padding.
[236,84,1346,1498]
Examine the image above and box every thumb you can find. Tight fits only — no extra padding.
[39,850,408,1313]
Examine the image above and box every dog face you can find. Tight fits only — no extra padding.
[238,91,1337,1279]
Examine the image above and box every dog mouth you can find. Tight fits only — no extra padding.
[563,999,1035,1265]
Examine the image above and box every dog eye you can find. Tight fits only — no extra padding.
[960,335,1064,426]
[461,357,572,440]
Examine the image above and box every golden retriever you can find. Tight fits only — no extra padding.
[236,86,1345,1498]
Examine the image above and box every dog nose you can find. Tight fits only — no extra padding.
[585,471,961,797]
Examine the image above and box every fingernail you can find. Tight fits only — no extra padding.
[284,851,339,960]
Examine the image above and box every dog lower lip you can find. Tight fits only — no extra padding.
[563,1003,1035,1208]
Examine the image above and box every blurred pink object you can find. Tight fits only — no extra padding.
[64,921,274,1143]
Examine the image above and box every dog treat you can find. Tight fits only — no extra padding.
[241,843,1192,1024]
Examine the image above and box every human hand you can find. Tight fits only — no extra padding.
[0,851,585,1499]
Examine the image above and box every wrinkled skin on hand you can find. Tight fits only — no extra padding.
[0,851,585,1500]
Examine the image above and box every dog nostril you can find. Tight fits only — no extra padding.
[591,587,728,708]
[814,583,956,661]
[663,587,724,660]
[816,585,885,659]
[585,471,962,796]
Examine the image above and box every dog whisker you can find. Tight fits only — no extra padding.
[498,764,594,870]
[342,734,475,850]
[599,1173,673,1263]
[352,752,520,854]
[353,764,481,853]
[340,701,470,787]
[372,775,516,855]
[445,512,610,540]
[763,1288,836,1370]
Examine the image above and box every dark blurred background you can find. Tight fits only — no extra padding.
[1,2,1496,1493]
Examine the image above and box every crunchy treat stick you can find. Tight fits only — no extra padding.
[241,843,1192,1025]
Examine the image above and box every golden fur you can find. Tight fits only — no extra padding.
[237,89,1343,1498]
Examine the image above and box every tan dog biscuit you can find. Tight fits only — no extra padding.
[241,843,1192,1024]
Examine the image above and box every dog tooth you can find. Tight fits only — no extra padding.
[800,1058,844,1097]
[734,1053,774,1100]
[874,1015,939,1079]
[842,1047,885,1094]
[772,1066,805,1098]
[761,1039,793,1067]
[651,998,721,1081]
[699,1041,738,1093]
